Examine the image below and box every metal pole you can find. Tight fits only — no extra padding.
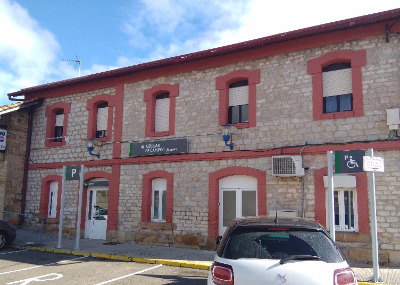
[327,151,335,241]
[367,149,381,283]
[57,165,66,249]
[74,165,84,251]
[40,217,45,246]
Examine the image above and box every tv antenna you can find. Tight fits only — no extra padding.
[62,56,81,77]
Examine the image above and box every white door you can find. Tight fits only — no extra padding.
[219,175,257,235]
[85,188,108,240]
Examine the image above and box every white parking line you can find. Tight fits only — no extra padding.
[0,256,87,275]
[94,264,163,285]
[0,250,28,255]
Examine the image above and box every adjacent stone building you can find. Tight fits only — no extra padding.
[7,9,400,265]
[0,100,42,224]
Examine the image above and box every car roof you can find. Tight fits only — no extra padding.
[229,216,324,230]
[216,216,328,257]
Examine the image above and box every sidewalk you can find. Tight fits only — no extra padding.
[11,228,400,284]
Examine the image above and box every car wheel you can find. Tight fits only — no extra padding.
[0,231,7,250]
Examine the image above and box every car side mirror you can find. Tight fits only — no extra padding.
[216,236,222,245]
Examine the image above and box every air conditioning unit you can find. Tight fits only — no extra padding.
[272,155,304,177]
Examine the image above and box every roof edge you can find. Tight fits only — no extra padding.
[8,8,400,98]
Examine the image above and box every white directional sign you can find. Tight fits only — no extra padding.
[363,156,384,172]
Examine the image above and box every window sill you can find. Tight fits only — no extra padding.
[230,122,249,129]
[45,141,64,147]
[315,108,364,120]
[139,222,174,231]
[147,131,171,137]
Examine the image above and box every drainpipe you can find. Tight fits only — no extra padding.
[20,107,35,226]
[300,145,309,218]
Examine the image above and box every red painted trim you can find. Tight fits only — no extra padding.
[113,83,124,158]
[86,94,116,142]
[307,50,366,120]
[208,166,266,238]
[45,102,71,147]
[80,170,115,231]
[39,175,62,219]
[28,140,400,170]
[141,170,174,223]
[314,168,369,233]
[216,69,260,128]
[144,84,179,137]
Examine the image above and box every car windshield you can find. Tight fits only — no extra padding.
[222,229,343,263]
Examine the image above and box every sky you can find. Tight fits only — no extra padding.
[0,0,398,106]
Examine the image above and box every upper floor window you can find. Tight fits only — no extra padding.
[307,50,366,120]
[54,110,64,142]
[322,63,352,113]
[155,93,170,133]
[228,80,249,124]
[144,84,179,137]
[96,102,108,138]
[216,69,260,129]
[45,102,71,147]
[86,95,114,142]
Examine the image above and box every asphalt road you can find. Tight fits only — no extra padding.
[0,249,209,284]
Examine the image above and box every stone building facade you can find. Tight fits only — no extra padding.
[0,100,42,224]
[8,9,400,265]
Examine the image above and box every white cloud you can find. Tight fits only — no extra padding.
[0,0,60,105]
[122,0,400,67]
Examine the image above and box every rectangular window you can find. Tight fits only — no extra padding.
[323,94,352,113]
[152,178,167,222]
[322,63,352,114]
[96,102,108,138]
[155,93,170,133]
[54,110,64,142]
[48,181,58,218]
[334,189,357,231]
[228,81,248,124]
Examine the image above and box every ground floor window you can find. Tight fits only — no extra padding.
[331,189,358,232]
[152,178,167,222]
[48,181,58,218]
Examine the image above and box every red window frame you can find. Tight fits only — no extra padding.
[45,102,71,147]
[39,175,62,220]
[86,94,115,142]
[307,50,366,120]
[216,69,260,129]
[143,84,179,137]
[141,170,174,223]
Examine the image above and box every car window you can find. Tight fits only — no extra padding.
[222,229,343,263]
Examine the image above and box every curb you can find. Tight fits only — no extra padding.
[28,246,212,271]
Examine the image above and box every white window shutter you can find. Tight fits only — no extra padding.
[152,178,167,190]
[155,97,170,132]
[97,106,108,131]
[323,68,352,97]
[229,85,249,106]
[55,114,64,126]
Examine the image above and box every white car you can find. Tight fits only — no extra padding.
[208,217,357,285]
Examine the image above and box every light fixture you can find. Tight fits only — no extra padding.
[86,138,100,158]
[221,124,236,150]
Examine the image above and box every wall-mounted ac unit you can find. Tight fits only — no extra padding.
[272,155,304,177]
